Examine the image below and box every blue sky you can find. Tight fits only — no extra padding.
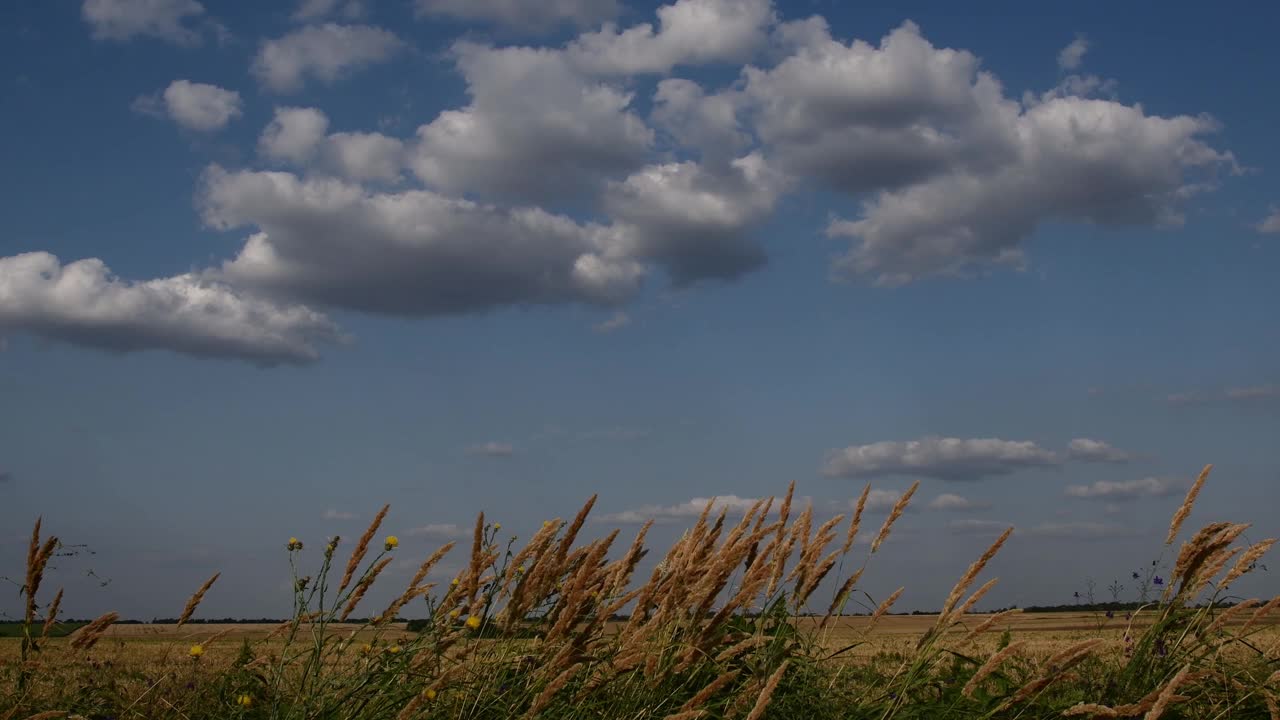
[2,0,1278,620]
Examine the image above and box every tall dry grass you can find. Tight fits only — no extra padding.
[3,462,1279,719]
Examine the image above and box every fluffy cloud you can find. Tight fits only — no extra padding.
[651,78,750,165]
[293,0,364,21]
[466,441,515,457]
[408,523,468,539]
[1258,207,1280,234]
[135,80,242,132]
[603,153,785,283]
[252,24,404,93]
[0,252,341,365]
[737,21,1232,286]
[259,107,330,163]
[597,494,764,524]
[200,166,645,316]
[410,43,653,203]
[415,0,620,32]
[1066,438,1133,464]
[567,0,775,75]
[82,0,207,45]
[928,493,990,511]
[260,108,404,182]
[1065,477,1183,500]
[1057,35,1088,71]
[822,437,1061,481]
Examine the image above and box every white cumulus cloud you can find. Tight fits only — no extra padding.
[82,0,208,45]
[135,80,242,132]
[823,436,1061,481]
[1065,477,1184,500]
[252,24,404,93]
[1066,438,1133,464]
[0,252,341,365]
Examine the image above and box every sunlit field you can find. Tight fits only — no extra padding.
[4,465,1279,719]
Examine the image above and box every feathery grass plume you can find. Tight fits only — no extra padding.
[379,542,454,623]
[798,550,840,605]
[825,566,866,617]
[870,587,904,625]
[555,494,598,565]
[339,503,388,593]
[24,533,59,625]
[1242,595,1280,633]
[340,556,392,621]
[841,483,871,555]
[523,664,582,719]
[1174,522,1250,597]
[871,480,918,553]
[953,577,1000,622]
[1202,598,1260,638]
[677,669,740,714]
[962,640,1027,698]
[1220,538,1276,589]
[465,511,486,607]
[1063,703,1121,717]
[39,588,63,642]
[1166,464,1211,544]
[176,572,220,627]
[608,519,652,595]
[744,661,789,720]
[941,527,1012,620]
[999,639,1103,710]
[69,612,120,650]
[962,607,1022,643]
[1144,663,1192,720]
[715,635,768,663]
[25,517,42,588]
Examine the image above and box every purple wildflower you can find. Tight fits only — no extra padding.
[1153,576,1164,586]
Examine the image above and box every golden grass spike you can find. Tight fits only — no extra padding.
[1144,663,1192,720]
[963,640,1027,698]
[1166,464,1211,544]
[744,662,789,720]
[871,480,918,554]
[340,504,388,593]
[677,669,740,713]
[24,534,59,625]
[870,587,904,625]
[941,527,1013,620]
[961,607,1022,643]
[953,577,1000,622]
[40,588,63,642]
[556,495,598,564]
[1221,538,1276,589]
[177,572,220,628]
[825,566,865,618]
[841,483,871,555]
[69,611,120,650]
[378,542,455,623]
[1062,703,1121,717]
[340,556,393,621]
[1242,595,1280,634]
[523,665,582,720]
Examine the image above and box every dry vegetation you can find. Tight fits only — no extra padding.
[4,465,1280,719]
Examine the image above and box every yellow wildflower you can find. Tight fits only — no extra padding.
[451,578,460,586]
[189,644,204,659]
[425,689,438,701]
[449,609,460,619]
[493,523,501,531]
[388,645,402,654]
[465,615,482,630]
[360,643,373,655]
[287,537,303,551]
[236,694,252,708]
[384,535,399,551]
